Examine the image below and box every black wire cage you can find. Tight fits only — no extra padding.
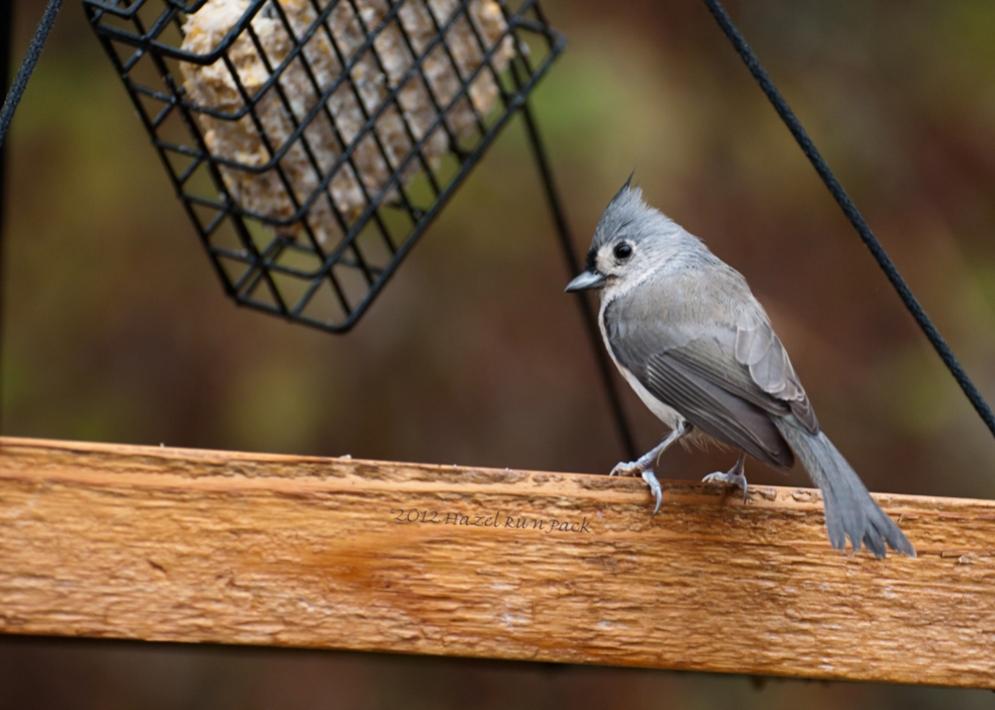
[83,0,563,332]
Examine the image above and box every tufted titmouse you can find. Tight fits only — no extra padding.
[566,178,914,557]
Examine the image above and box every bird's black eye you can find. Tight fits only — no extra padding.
[613,242,633,261]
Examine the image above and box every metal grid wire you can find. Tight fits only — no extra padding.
[83,0,563,332]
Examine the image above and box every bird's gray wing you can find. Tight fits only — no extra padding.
[642,347,796,466]
[606,266,817,467]
[732,310,818,432]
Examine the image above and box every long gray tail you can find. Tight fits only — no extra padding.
[774,417,915,558]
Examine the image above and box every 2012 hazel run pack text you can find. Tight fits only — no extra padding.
[390,508,593,534]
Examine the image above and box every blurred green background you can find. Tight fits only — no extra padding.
[1,0,993,708]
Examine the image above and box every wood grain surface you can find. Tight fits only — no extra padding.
[0,437,992,687]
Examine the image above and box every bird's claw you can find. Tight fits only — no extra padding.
[610,460,644,477]
[702,470,749,502]
[642,469,664,514]
[610,460,664,513]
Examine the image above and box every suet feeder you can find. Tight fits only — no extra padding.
[83,0,563,332]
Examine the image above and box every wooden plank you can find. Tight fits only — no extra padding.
[0,436,992,687]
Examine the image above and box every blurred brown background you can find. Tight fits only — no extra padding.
[2,0,994,708]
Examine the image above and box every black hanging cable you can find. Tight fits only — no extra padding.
[703,0,995,438]
[0,0,62,149]
[0,0,13,435]
[520,102,638,461]
[0,0,64,436]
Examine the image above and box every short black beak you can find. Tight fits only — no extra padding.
[565,270,607,292]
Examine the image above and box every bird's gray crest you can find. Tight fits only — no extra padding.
[592,174,670,251]
[612,170,636,202]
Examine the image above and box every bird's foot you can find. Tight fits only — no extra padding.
[702,467,749,502]
[610,460,664,514]
[641,469,664,514]
[610,460,643,477]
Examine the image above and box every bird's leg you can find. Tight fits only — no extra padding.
[610,421,690,514]
[702,454,749,501]
[609,421,689,477]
